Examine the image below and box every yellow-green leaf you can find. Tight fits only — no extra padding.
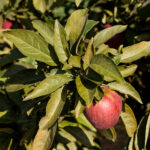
[121,104,137,137]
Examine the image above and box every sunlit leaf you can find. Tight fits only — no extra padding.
[33,0,46,13]
[75,0,83,7]
[65,9,88,49]
[121,104,137,137]
[69,55,81,68]
[33,123,57,150]
[39,86,67,129]
[89,54,124,83]
[118,64,138,78]
[107,81,142,104]
[4,29,57,66]
[94,25,127,48]
[75,75,96,106]
[24,74,72,100]
[67,142,77,150]
[54,20,68,64]
[83,38,94,70]
[32,20,54,46]
[120,41,150,63]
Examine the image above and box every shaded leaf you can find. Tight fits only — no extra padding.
[5,69,44,92]
[4,29,57,66]
[24,74,72,100]
[64,126,94,148]
[33,122,57,150]
[75,75,96,106]
[121,104,137,137]
[0,48,24,68]
[32,20,54,46]
[134,114,150,150]
[54,20,68,64]
[83,20,99,38]
[120,41,150,63]
[39,86,67,129]
[65,9,88,48]
[107,81,142,104]
[33,0,46,13]
[98,127,117,142]
[94,25,127,48]
[89,54,124,83]
[83,38,94,70]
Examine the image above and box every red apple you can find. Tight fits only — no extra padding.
[2,20,13,29]
[103,24,124,49]
[84,86,122,130]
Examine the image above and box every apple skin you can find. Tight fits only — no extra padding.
[84,87,122,130]
[2,20,13,29]
[103,24,124,49]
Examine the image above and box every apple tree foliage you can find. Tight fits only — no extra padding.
[0,0,150,149]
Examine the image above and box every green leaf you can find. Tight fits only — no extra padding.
[24,74,72,100]
[83,38,94,70]
[67,142,77,150]
[121,104,137,137]
[54,20,69,64]
[118,64,138,78]
[75,0,83,7]
[64,126,94,148]
[94,25,127,48]
[75,93,85,118]
[89,54,124,83]
[33,0,46,13]
[76,113,96,132]
[107,81,142,104]
[98,127,117,142]
[69,55,81,68]
[57,129,76,144]
[120,41,150,63]
[5,69,44,92]
[83,20,99,38]
[32,20,54,46]
[134,114,150,150]
[65,9,88,49]
[75,75,96,106]
[32,123,57,150]
[39,86,67,129]
[4,29,57,66]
